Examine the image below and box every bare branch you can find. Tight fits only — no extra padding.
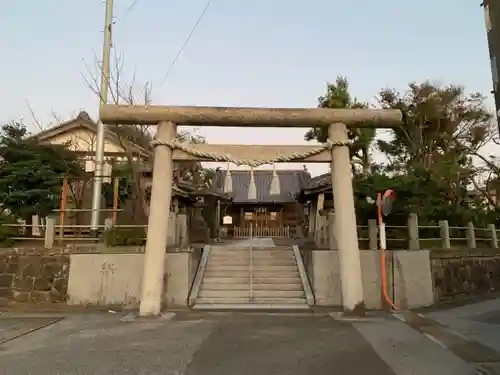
[24,99,45,132]
[51,110,63,125]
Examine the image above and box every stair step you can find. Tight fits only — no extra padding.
[209,258,294,263]
[208,254,295,260]
[207,260,296,267]
[210,249,293,255]
[202,277,302,284]
[195,297,307,305]
[211,246,291,251]
[192,245,311,310]
[199,283,303,291]
[205,265,298,272]
[192,303,310,310]
[209,253,295,259]
[209,253,294,259]
[208,253,295,262]
[198,290,305,298]
[204,270,300,277]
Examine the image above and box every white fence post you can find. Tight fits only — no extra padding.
[439,220,451,248]
[44,218,55,249]
[467,222,476,249]
[489,224,498,248]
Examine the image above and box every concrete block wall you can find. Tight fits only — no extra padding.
[66,247,203,308]
[308,249,434,309]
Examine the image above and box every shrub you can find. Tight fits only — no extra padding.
[102,227,146,247]
[0,225,16,246]
[0,213,24,246]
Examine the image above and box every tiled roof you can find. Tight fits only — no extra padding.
[212,170,311,203]
[305,173,330,190]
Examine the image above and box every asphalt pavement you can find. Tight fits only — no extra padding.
[0,310,479,375]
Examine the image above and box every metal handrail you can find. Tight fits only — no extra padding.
[249,223,253,301]
[188,245,211,306]
[292,245,315,306]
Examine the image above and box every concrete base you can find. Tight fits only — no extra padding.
[164,250,202,308]
[120,312,176,322]
[392,250,434,309]
[309,250,434,310]
[310,250,342,306]
[67,249,202,308]
[67,254,151,307]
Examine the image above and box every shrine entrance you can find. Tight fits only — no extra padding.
[99,104,402,316]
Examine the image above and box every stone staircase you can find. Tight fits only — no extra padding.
[191,245,312,309]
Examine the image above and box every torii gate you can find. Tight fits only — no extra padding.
[100,104,402,317]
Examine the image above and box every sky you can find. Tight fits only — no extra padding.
[0,0,495,176]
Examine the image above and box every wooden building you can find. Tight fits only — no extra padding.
[297,173,333,244]
[212,169,311,237]
[32,111,229,244]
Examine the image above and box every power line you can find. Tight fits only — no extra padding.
[158,0,214,88]
[113,0,140,23]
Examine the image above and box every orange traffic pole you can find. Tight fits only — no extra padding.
[378,190,399,311]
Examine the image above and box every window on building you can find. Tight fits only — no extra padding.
[270,212,278,220]
[492,57,498,89]
[485,5,492,31]
[244,212,253,220]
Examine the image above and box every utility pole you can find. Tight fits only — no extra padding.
[90,0,114,235]
[482,0,500,133]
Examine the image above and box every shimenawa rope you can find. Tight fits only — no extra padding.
[150,139,352,167]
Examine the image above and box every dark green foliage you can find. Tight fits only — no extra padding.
[0,122,83,219]
[102,227,146,247]
[305,77,374,175]
[353,170,487,227]
[0,214,21,246]
[101,165,134,208]
[306,78,496,225]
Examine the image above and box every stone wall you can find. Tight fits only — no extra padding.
[431,248,500,302]
[0,252,69,303]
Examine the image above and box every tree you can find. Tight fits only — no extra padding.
[305,77,376,175]
[83,52,215,222]
[0,122,82,220]
[377,82,493,170]
[376,82,495,217]
[305,78,497,226]
[466,144,500,216]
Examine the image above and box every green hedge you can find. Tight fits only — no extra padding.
[102,227,146,247]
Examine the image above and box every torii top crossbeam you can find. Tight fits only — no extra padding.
[99,104,403,127]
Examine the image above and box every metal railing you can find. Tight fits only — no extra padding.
[249,223,253,301]
[4,213,500,250]
[1,222,148,244]
[314,216,500,250]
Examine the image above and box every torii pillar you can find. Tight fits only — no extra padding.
[329,123,364,315]
[139,121,176,316]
